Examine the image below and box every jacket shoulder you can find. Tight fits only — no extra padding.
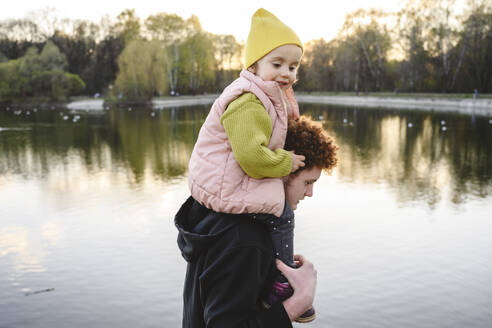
[210,216,274,256]
[227,92,263,111]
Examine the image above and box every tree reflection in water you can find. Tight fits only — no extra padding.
[302,105,492,207]
[1,104,491,207]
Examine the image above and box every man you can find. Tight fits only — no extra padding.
[176,116,338,327]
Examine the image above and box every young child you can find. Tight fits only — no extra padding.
[187,8,314,322]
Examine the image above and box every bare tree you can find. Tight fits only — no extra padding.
[145,13,187,94]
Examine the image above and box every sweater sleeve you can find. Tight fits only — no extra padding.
[200,245,293,328]
[220,93,292,179]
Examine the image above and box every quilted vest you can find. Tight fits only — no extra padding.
[188,69,299,217]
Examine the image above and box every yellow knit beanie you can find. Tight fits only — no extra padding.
[245,8,303,68]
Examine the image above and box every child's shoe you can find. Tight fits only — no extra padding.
[295,306,316,323]
[265,277,316,323]
[266,280,293,305]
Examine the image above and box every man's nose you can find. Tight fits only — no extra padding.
[305,185,313,197]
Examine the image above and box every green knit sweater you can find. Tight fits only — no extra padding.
[220,93,292,179]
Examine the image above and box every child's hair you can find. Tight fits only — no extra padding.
[248,62,258,72]
[245,8,303,69]
[285,116,338,173]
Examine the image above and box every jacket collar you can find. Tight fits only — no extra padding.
[240,69,283,109]
[239,69,299,119]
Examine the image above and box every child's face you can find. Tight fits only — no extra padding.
[249,44,302,90]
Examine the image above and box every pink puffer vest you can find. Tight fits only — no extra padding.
[188,69,299,217]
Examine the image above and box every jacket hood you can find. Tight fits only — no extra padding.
[175,197,241,263]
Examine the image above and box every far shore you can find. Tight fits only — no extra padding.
[62,93,491,116]
[65,95,219,111]
[297,94,492,116]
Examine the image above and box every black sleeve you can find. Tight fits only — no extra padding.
[199,246,293,328]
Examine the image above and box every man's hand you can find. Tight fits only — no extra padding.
[290,151,305,173]
[276,254,317,321]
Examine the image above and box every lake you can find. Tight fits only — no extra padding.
[1,103,492,327]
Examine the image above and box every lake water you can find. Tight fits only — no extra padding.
[1,104,492,327]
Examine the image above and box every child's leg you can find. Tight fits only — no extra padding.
[257,202,316,323]
[267,206,295,268]
[255,202,295,305]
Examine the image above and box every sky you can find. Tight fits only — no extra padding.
[0,0,410,43]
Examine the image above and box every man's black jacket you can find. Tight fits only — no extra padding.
[175,196,292,328]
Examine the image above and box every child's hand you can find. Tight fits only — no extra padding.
[290,151,305,173]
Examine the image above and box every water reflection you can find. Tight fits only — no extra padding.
[0,107,207,184]
[0,226,45,274]
[1,104,491,207]
[303,105,492,207]
[1,104,492,328]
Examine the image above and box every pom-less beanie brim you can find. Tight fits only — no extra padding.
[245,8,303,68]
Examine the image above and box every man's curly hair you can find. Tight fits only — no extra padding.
[285,116,338,173]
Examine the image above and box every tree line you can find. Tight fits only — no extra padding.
[1,0,491,102]
[298,0,492,94]
[0,8,243,101]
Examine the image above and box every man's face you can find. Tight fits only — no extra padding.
[284,166,322,210]
[250,44,302,90]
